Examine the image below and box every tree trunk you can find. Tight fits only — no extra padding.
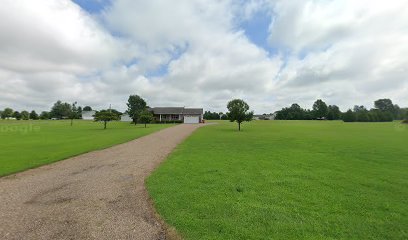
[71,118,73,126]
[238,122,241,131]
[104,121,107,129]
[144,123,147,128]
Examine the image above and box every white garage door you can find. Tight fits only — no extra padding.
[184,116,199,124]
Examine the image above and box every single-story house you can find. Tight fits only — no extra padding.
[151,107,203,123]
[82,110,96,120]
[121,107,203,124]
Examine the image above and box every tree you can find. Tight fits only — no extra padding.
[342,109,356,122]
[69,102,79,126]
[21,111,30,120]
[1,108,13,119]
[226,99,253,131]
[139,109,153,128]
[40,111,50,120]
[83,106,92,111]
[327,105,341,120]
[312,99,328,119]
[12,111,22,120]
[50,100,72,119]
[29,110,39,120]
[353,105,369,122]
[374,99,394,112]
[127,95,147,124]
[94,110,120,129]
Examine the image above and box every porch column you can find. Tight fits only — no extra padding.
[160,114,162,122]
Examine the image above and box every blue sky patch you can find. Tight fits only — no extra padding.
[72,0,110,13]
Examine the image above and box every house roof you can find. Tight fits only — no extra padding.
[183,108,203,115]
[149,107,203,115]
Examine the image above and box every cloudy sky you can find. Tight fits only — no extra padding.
[1,0,407,113]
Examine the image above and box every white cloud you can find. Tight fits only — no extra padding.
[0,0,407,114]
[268,0,408,110]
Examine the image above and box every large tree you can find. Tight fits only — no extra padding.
[94,110,120,129]
[139,109,154,128]
[12,111,22,120]
[69,102,80,126]
[127,95,147,124]
[50,100,72,119]
[327,105,341,120]
[83,106,92,111]
[226,99,253,131]
[40,111,50,120]
[1,108,13,119]
[342,109,356,122]
[21,111,30,120]
[30,110,39,120]
[312,99,328,119]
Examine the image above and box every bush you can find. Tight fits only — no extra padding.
[402,119,408,124]
[152,120,183,124]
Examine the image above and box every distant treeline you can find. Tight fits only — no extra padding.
[203,111,228,120]
[275,99,407,122]
[0,101,116,120]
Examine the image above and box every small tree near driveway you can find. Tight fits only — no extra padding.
[94,110,120,129]
[227,99,253,131]
[139,109,153,128]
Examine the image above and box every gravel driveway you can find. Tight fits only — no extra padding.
[0,124,203,240]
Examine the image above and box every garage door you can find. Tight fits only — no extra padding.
[184,116,199,124]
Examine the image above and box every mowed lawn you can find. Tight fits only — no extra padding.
[147,120,408,239]
[0,120,171,176]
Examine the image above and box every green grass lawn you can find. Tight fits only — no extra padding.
[147,120,408,239]
[0,120,171,176]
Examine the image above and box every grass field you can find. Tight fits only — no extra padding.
[0,120,171,176]
[147,120,408,239]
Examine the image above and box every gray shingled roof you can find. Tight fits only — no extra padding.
[150,107,203,115]
[183,108,203,115]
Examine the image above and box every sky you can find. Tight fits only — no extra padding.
[0,0,407,113]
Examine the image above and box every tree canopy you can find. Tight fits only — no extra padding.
[226,99,253,131]
[127,95,147,124]
[139,109,154,128]
[1,108,14,119]
[312,99,328,119]
[94,110,120,129]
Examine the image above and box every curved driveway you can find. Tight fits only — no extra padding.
[0,124,203,240]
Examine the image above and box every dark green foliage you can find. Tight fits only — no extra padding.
[94,110,120,129]
[152,120,183,124]
[342,109,356,122]
[275,104,314,120]
[204,111,220,120]
[50,100,72,119]
[374,98,395,112]
[127,95,147,124]
[39,111,50,120]
[327,105,342,120]
[203,111,227,120]
[1,108,14,119]
[83,106,92,111]
[226,99,253,131]
[21,111,29,120]
[139,109,153,128]
[29,110,39,120]
[312,99,328,119]
[12,111,21,120]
